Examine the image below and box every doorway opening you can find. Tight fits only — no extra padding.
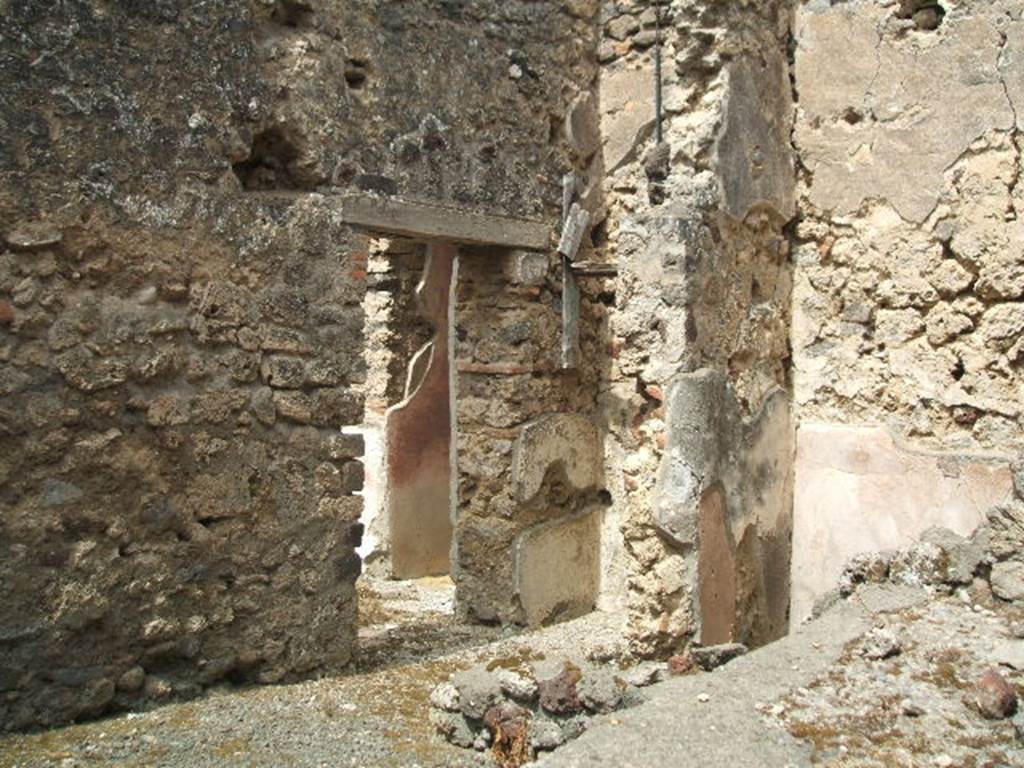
[353,237,466,665]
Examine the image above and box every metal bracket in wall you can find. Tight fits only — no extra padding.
[570,260,618,277]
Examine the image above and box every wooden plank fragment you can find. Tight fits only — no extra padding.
[557,203,591,261]
[562,254,581,369]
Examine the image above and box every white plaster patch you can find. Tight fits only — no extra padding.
[790,423,1012,628]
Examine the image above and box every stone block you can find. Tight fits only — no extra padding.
[515,509,600,627]
[511,414,601,503]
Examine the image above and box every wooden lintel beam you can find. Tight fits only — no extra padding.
[245,191,553,251]
[341,194,552,251]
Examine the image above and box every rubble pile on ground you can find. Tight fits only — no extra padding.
[832,454,1024,607]
[765,459,1024,765]
[429,658,659,765]
[429,640,753,766]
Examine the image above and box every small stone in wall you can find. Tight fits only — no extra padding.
[929,260,975,298]
[5,220,62,251]
[1012,454,1024,501]
[606,15,639,41]
[912,5,944,30]
[973,669,1018,719]
[633,30,659,49]
[116,666,146,693]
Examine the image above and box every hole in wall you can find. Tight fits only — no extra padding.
[951,359,965,381]
[895,1,945,31]
[232,125,321,191]
[345,59,369,90]
[841,107,864,125]
[271,0,314,28]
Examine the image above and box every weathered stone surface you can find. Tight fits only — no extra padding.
[656,372,793,647]
[619,662,664,688]
[430,681,461,713]
[531,718,566,750]
[974,669,1018,719]
[792,1,1024,471]
[453,668,503,721]
[577,669,623,713]
[791,424,1012,626]
[516,509,601,628]
[600,66,656,173]
[691,643,749,671]
[991,561,1024,603]
[511,414,602,503]
[989,502,1024,560]
[453,242,605,625]
[498,669,539,703]
[1012,455,1024,501]
[566,92,601,160]
[716,53,795,219]
[606,15,639,42]
[795,4,1015,223]
[860,627,902,661]
[0,0,601,732]
[537,662,583,716]
[430,709,476,749]
[667,654,697,676]
[338,194,551,252]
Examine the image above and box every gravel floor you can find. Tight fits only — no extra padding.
[0,578,628,768]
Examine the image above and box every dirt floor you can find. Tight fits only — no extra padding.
[0,577,626,768]
[3,578,1022,768]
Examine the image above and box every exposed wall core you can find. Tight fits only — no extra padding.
[789,0,1022,623]
[5,0,1022,737]
[596,0,797,655]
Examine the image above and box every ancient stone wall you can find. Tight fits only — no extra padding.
[454,247,609,626]
[789,0,1022,624]
[0,0,600,730]
[597,0,797,654]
